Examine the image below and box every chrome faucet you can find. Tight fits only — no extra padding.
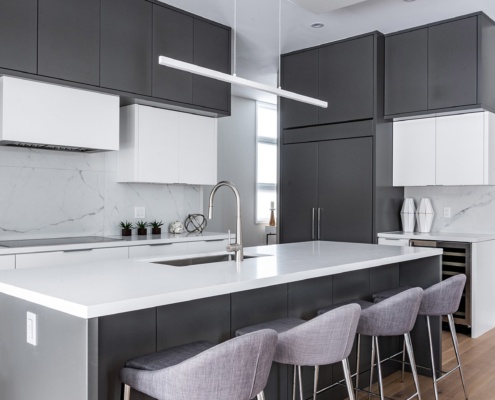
[208,181,243,262]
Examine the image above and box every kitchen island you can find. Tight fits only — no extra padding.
[0,241,442,400]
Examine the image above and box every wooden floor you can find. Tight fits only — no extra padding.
[357,327,495,400]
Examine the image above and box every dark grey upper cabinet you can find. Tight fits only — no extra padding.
[281,49,319,129]
[0,0,37,73]
[428,16,478,110]
[318,137,373,243]
[384,28,428,116]
[385,13,495,118]
[192,19,231,112]
[100,0,152,96]
[280,141,319,244]
[38,0,100,86]
[318,35,374,125]
[152,5,193,104]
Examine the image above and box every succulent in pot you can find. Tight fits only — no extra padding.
[149,220,163,235]
[119,221,134,236]
[136,220,148,236]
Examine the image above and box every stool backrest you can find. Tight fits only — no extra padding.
[419,274,466,316]
[275,303,361,366]
[358,287,423,336]
[134,329,277,400]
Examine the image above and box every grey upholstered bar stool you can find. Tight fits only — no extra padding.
[120,329,278,400]
[235,303,361,400]
[373,274,468,400]
[318,287,424,400]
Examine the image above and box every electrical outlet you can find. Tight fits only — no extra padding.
[26,312,37,346]
[443,207,451,219]
[134,207,145,219]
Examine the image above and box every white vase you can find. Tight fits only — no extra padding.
[400,198,416,232]
[416,198,434,233]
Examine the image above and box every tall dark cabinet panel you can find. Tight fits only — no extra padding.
[318,138,373,243]
[192,19,231,112]
[38,0,100,85]
[100,0,152,96]
[0,0,37,74]
[280,32,403,245]
[428,16,478,110]
[384,29,428,116]
[280,49,319,129]
[318,35,374,125]
[152,5,194,104]
[280,142,318,244]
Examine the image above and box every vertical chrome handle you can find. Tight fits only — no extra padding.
[317,208,321,240]
[312,208,315,241]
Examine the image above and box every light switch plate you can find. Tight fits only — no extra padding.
[27,311,37,346]
[134,207,145,219]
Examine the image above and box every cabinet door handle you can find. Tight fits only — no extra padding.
[205,239,225,242]
[148,243,173,247]
[317,208,322,240]
[63,248,94,253]
[312,208,316,241]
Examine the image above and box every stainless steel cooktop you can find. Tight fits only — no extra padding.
[0,236,122,248]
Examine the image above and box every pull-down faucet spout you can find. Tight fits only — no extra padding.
[208,181,243,262]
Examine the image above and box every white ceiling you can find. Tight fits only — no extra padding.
[160,0,495,103]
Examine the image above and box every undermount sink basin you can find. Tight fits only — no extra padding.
[153,254,262,267]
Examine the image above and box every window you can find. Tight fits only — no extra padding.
[256,102,277,223]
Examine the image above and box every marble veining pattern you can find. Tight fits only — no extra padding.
[405,186,495,233]
[0,147,202,240]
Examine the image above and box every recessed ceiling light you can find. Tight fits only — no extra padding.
[403,0,416,2]
[311,22,325,28]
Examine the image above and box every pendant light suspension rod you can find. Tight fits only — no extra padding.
[278,0,282,88]
[233,0,237,76]
[159,56,328,108]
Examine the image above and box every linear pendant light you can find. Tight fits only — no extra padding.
[158,56,327,108]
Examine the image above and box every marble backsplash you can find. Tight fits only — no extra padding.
[405,186,495,233]
[0,146,201,240]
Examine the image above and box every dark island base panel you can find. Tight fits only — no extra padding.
[0,256,441,400]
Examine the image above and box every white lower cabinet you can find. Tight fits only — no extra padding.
[16,247,128,269]
[128,242,189,259]
[0,255,15,270]
[378,238,410,246]
[393,111,495,186]
[188,239,228,254]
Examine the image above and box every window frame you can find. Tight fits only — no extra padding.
[255,101,278,224]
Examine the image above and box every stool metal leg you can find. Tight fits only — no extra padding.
[374,336,385,400]
[298,365,304,400]
[313,365,319,400]
[404,332,422,400]
[426,316,440,400]
[401,338,406,382]
[342,357,356,400]
[369,336,376,400]
[293,366,297,400]
[257,391,266,400]
[355,334,361,399]
[448,314,469,399]
[123,384,131,400]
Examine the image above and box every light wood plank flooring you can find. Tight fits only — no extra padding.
[357,327,495,399]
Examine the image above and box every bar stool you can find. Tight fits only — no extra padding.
[318,287,424,400]
[373,274,468,400]
[120,329,278,400]
[235,303,361,400]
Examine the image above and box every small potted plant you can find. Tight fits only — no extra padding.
[136,220,148,236]
[119,221,134,237]
[149,220,164,235]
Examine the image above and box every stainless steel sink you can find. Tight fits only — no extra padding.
[154,254,262,267]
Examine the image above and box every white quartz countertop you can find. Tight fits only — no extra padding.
[0,231,229,256]
[0,241,442,319]
[378,231,495,243]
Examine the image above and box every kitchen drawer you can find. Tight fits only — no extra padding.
[16,247,128,269]
[0,255,15,270]
[128,242,189,259]
[378,238,410,247]
[188,239,228,254]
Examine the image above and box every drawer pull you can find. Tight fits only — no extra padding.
[205,239,225,242]
[148,243,173,247]
[63,248,94,253]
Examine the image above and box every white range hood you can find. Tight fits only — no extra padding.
[0,76,119,152]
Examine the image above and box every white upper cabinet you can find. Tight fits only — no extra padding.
[393,118,436,186]
[393,111,495,186]
[118,105,217,184]
[0,76,119,151]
